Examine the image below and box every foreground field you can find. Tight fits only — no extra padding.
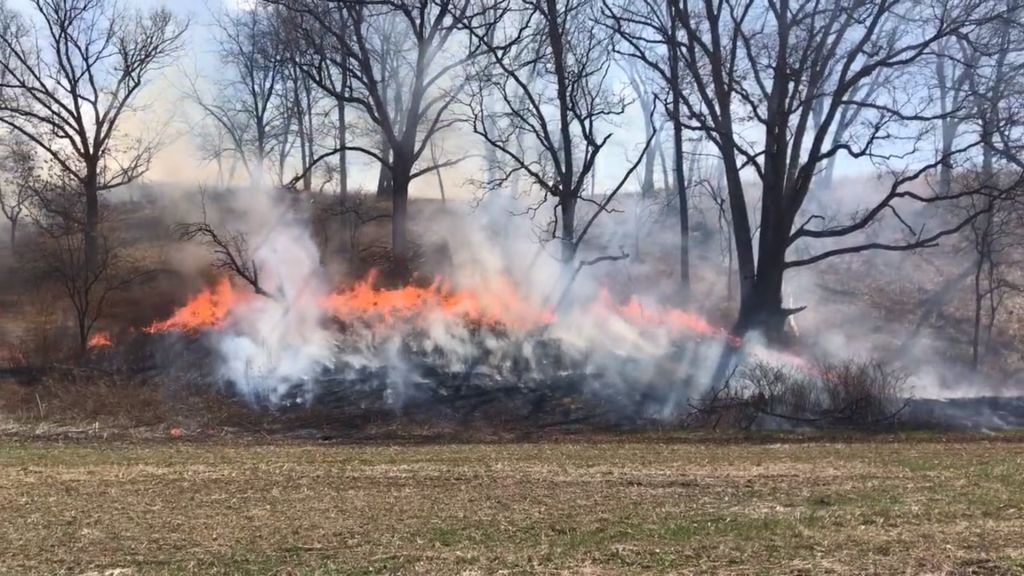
[0,436,1022,575]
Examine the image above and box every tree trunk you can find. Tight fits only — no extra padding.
[293,78,312,193]
[78,320,88,357]
[337,95,347,196]
[436,169,446,204]
[657,135,670,195]
[9,217,16,247]
[972,144,996,368]
[726,230,734,303]
[820,155,837,193]
[376,142,393,200]
[735,198,789,338]
[640,102,656,198]
[560,198,577,264]
[390,157,411,280]
[939,120,956,196]
[667,0,690,299]
[84,166,100,276]
[724,156,756,323]
[431,144,447,204]
[972,254,985,368]
[303,81,315,193]
[737,263,786,336]
[545,0,576,265]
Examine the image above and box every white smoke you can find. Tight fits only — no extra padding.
[174,182,806,418]
[210,189,336,405]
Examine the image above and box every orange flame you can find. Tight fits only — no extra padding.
[87,331,113,349]
[322,270,555,331]
[595,289,743,347]
[144,271,744,350]
[144,277,241,334]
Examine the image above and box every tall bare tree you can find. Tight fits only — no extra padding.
[0,0,186,274]
[603,0,693,297]
[0,133,35,246]
[959,0,1024,367]
[668,0,997,337]
[189,4,282,186]
[270,0,501,276]
[467,0,654,265]
[933,37,981,196]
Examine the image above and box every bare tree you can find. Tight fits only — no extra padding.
[22,174,151,356]
[0,0,186,275]
[34,227,148,355]
[467,0,654,265]
[0,133,35,246]
[667,0,997,337]
[603,0,693,296]
[270,0,500,276]
[273,5,333,193]
[619,60,658,199]
[932,37,979,196]
[959,0,1024,367]
[176,224,267,298]
[958,176,1024,368]
[189,4,282,186]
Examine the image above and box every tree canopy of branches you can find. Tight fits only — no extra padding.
[190,4,283,186]
[603,0,694,296]
[664,0,1001,337]
[466,0,655,265]
[0,133,35,246]
[270,0,502,276]
[0,0,186,275]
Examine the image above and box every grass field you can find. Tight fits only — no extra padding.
[1,435,1022,575]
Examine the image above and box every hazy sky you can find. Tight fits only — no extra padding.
[4,0,885,198]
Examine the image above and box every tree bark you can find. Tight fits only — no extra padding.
[640,100,656,198]
[656,135,670,196]
[430,143,447,204]
[78,319,88,357]
[560,198,577,263]
[84,166,100,276]
[391,166,410,277]
[376,142,393,200]
[545,0,576,265]
[667,0,690,299]
[939,121,956,196]
[337,94,347,195]
[972,252,985,368]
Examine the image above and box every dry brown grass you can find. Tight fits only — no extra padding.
[0,436,1021,575]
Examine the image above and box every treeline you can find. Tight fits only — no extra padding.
[2,0,1024,368]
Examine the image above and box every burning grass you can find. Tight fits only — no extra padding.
[0,436,1022,575]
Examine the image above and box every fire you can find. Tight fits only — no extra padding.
[87,331,113,349]
[595,290,743,347]
[321,270,556,331]
[144,277,241,334]
[144,271,744,349]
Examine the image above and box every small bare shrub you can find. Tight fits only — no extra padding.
[694,358,910,430]
[9,290,77,366]
[815,360,908,425]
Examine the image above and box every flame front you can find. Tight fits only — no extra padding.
[145,271,740,346]
[598,290,743,347]
[87,331,113,349]
[144,277,240,334]
[321,271,555,331]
